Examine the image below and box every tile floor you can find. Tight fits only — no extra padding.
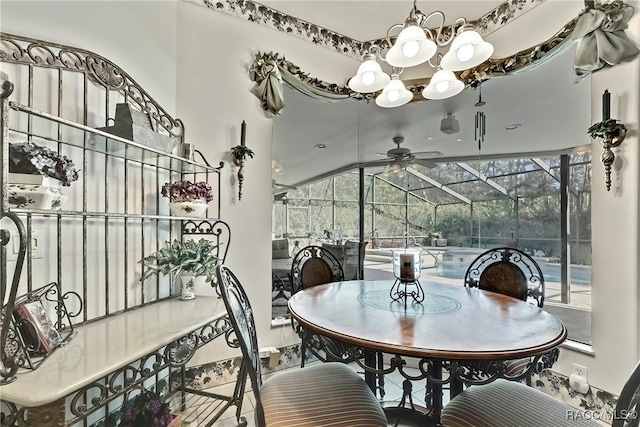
[185,361,443,427]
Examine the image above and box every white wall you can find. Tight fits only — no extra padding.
[2,0,640,398]
[553,5,640,394]
[0,1,179,112]
[174,0,359,364]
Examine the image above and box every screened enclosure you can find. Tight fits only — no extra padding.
[273,151,592,343]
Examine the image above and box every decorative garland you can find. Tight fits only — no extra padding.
[249,1,639,115]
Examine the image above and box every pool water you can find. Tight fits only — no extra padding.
[430,261,591,286]
[366,247,591,286]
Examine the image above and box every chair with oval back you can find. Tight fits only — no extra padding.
[464,247,545,307]
[290,245,344,293]
[289,245,353,367]
[463,247,546,385]
[217,265,388,427]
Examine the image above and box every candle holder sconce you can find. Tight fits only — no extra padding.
[230,121,254,200]
[589,90,628,191]
[390,248,424,304]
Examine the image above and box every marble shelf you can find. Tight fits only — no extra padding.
[0,296,227,407]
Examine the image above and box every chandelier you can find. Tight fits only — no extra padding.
[348,0,494,108]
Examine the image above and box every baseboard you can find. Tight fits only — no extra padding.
[181,351,619,418]
[533,370,618,415]
[181,343,305,390]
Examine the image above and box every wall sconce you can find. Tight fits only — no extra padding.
[588,90,627,191]
[230,121,254,200]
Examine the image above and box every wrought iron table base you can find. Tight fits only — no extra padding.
[390,279,425,304]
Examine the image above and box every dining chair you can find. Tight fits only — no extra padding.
[462,246,546,385]
[290,245,344,294]
[290,245,353,367]
[216,265,388,427]
[441,358,640,427]
[464,247,545,307]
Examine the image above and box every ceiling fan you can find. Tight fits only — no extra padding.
[369,136,443,170]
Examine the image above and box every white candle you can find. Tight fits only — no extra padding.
[400,253,415,281]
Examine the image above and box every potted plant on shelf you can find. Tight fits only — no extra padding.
[161,179,214,217]
[140,238,219,300]
[7,142,80,210]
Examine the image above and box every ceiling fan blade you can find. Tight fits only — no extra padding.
[412,150,444,158]
[413,158,438,168]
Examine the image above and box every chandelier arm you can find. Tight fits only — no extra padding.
[386,22,406,40]
[427,52,444,69]
[432,15,468,47]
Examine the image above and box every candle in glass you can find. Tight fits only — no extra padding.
[399,253,415,281]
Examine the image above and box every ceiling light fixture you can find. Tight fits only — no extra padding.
[314,143,327,149]
[375,72,413,108]
[348,0,494,107]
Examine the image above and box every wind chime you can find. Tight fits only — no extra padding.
[474,83,486,152]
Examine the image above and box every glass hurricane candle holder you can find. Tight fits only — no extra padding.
[391,248,424,304]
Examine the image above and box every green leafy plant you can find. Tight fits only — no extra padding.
[231,145,255,160]
[588,119,627,139]
[140,238,219,283]
[9,142,80,186]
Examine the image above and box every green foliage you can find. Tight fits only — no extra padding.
[231,145,255,159]
[140,238,219,282]
[588,119,626,139]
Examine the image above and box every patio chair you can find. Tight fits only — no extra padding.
[441,358,640,427]
[463,247,546,385]
[216,265,388,427]
[290,245,353,367]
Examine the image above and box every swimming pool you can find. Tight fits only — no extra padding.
[365,247,592,286]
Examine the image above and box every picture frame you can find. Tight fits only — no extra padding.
[13,299,63,355]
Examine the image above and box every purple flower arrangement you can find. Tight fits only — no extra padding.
[9,142,80,186]
[118,389,176,427]
[161,180,214,203]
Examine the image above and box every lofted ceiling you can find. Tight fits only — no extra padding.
[264,1,592,189]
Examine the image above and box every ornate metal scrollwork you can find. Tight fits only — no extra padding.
[0,33,184,140]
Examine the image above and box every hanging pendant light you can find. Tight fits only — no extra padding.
[346,1,494,107]
[386,24,437,68]
[376,74,413,108]
[348,53,390,93]
[422,68,464,100]
[440,29,494,71]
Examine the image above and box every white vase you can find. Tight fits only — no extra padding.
[7,173,67,210]
[169,200,208,217]
[179,273,196,300]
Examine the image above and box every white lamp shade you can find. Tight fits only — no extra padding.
[440,30,494,71]
[375,78,413,108]
[422,69,464,100]
[386,25,437,68]
[348,58,390,93]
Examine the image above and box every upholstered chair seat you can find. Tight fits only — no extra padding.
[260,363,387,427]
[441,379,602,427]
[217,265,388,427]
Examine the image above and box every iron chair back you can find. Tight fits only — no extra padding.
[464,247,545,307]
[612,359,640,427]
[217,265,265,425]
[290,245,345,294]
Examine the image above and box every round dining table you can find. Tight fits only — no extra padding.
[288,279,567,426]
